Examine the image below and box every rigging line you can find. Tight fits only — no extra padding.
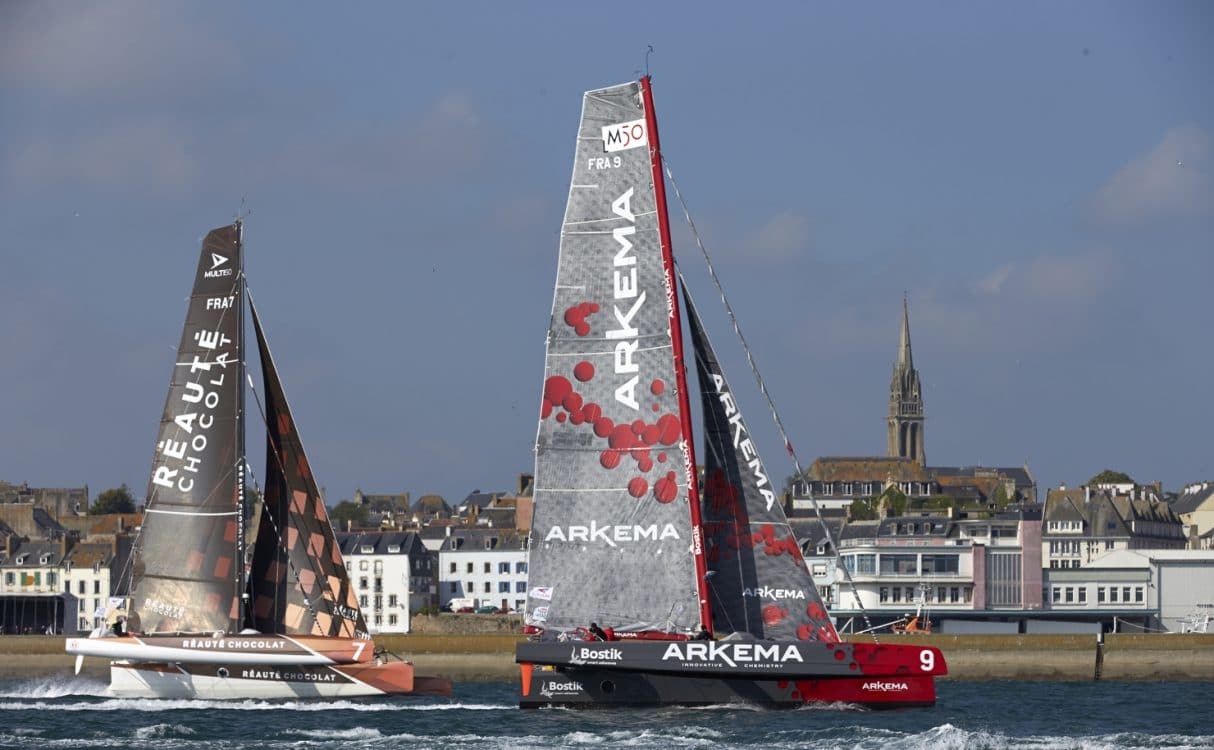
[243,286,356,639]
[665,161,879,642]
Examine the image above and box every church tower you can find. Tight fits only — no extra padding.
[887,297,925,464]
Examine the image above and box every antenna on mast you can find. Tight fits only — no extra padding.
[645,45,654,78]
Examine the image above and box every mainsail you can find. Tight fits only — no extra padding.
[246,299,366,638]
[685,289,838,642]
[526,80,703,634]
[131,224,245,634]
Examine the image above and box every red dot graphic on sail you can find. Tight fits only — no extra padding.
[563,302,600,337]
[541,361,683,503]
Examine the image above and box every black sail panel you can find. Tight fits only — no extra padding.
[246,299,367,638]
[684,288,839,642]
[130,224,244,634]
[524,81,701,635]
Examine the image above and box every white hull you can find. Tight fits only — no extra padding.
[106,659,443,700]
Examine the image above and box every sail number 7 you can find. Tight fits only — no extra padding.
[919,649,935,672]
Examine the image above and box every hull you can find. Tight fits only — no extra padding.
[109,660,453,700]
[517,638,945,708]
[66,634,372,666]
[521,667,936,708]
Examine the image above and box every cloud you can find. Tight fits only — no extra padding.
[0,2,239,97]
[5,116,197,191]
[1089,125,1213,225]
[740,213,812,263]
[803,250,1120,356]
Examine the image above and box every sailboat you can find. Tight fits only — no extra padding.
[66,222,452,700]
[516,78,947,708]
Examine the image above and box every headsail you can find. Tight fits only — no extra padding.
[246,299,367,638]
[130,224,244,635]
[685,288,839,642]
[526,80,701,635]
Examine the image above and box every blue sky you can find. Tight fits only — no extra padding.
[1,2,1210,505]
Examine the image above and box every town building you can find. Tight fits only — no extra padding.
[336,531,433,633]
[436,528,529,612]
[1172,481,1214,548]
[1042,483,1186,569]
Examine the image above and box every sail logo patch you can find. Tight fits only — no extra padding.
[661,642,804,668]
[529,586,553,601]
[601,118,648,152]
[544,521,679,547]
[742,587,806,600]
[204,253,233,278]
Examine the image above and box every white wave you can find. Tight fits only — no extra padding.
[835,724,1214,750]
[0,675,110,699]
[287,727,384,741]
[133,723,196,739]
[0,697,502,713]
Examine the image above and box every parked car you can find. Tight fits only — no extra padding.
[475,605,502,614]
[456,606,476,614]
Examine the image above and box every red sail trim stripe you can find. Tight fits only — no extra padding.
[639,75,714,635]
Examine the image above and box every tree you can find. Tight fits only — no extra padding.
[848,496,878,521]
[329,499,368,529]
[91,485,136,514]
[992,483,1010,508]
[877,486,907,517]
[1088,469,1134,486]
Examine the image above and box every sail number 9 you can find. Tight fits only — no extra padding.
[919,649,935,672]
[588,156,623,170]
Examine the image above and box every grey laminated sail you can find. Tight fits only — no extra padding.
[246,299,367,638]
[685,288,839,642]
[130,224,245,634]
[526,81,701,634]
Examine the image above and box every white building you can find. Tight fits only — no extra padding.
[336,531,433,633]
[436,528,528,613]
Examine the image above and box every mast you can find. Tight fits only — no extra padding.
[639,75,713,634]
[234,220,247,631]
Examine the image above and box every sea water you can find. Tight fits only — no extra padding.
[1,676,1210,749]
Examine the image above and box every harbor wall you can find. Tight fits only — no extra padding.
[6,633,1214,681]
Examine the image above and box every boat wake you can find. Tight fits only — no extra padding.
[0,675,110,699]
[0,696,508,713]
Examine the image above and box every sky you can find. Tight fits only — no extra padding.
[1,2,1211,506]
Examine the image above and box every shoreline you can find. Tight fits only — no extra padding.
[7,633,1214,682]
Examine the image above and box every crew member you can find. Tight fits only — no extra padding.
[692,624,712,640]
[587,622,608,641]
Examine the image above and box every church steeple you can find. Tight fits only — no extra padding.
[888,296,925,464]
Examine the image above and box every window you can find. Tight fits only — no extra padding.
[388,614,398,626]
[950,587,960,603]
[811,563,827,576]
[1105,540,1115,551]
[374,577,383,592]
[374,596,382,610]
[374,615,382,626]
[1065,588,1074,603]
[937,587,947,603]
[516,562,528,574]
[47,572,56,586]
[4,573,12,586]
[1122,587,1131,603]
[359,595,368,607]
[879,587,889,603]
[1052,587,1062,603]
[483,582,491,593]
[844,554,875,575]
[388,594,398,607]
[842,483,852,495]
[388,545,400,554]
[1109,587,1119,603]
[499,562,510,574]
[1135,587,1144,603]
[449,562,456,574]
[879,554,918,576]
[466,562,473,574]
[1078,588,1087,604]
[499,582,510,593]
[821,484,833,496]
[359,560,369,571]
[1098,587,1106,603]
[93,580,100,594]
[892,587,902,603]
[360,577,368,590]
[345,562,351,571]
[516,581,527,592]
[466,581,473,593]
[374,560,383,574]
[483,562,491,574]
[921,555,958,574]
